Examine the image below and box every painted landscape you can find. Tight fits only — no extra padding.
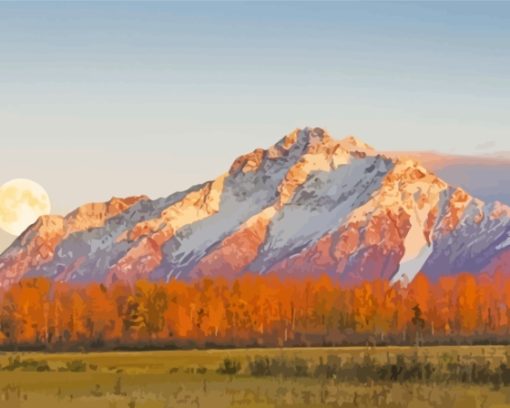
[2,129,510,407]
[2,1,510,407]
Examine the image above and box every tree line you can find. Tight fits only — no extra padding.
[0,272,510,349]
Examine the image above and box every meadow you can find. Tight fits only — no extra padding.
[0,346,510,407]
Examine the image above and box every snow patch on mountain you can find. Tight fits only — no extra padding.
[249,155,393,273]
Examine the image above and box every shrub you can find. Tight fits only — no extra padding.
[248,356,311,377]
[248,356,271,376]
[2,356,50,372]
[65,360,87,372]
[246,351,510,386]
[217,358,242,375]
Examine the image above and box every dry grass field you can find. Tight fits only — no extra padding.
[1,346,510,407]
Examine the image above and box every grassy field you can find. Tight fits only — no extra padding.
[1,346,510,407]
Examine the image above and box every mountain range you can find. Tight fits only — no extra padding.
[1,127,510,288]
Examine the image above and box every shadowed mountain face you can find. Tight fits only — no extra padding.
[1,127,510,287]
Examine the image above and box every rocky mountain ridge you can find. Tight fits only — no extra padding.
[1,127,509,287]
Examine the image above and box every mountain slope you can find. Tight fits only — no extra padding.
[1,127,510,287]
[384,151,510,205]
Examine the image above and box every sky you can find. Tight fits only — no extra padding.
[1,1,510,249]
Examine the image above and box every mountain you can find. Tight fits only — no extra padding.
[384,151,510,205]
[1,127,510,288]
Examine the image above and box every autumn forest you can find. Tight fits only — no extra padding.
[1,272,510,350]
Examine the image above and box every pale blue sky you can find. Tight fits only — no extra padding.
[1,1,509,224]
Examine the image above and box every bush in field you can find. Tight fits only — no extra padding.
[293,357,310,377]
[248,356,310,377]
[2,356,50,372]
[196,366,207,374]
[500,363,510,386]
[246,351,510,388]
[248,356,271,376]
[65,360,87,372]
[183,365,207,374]
[217,358,242,375]
[315,355,343,378]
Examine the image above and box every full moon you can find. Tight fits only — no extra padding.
[0,179,51,236]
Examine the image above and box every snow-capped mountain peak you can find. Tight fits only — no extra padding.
[1,127,510,287]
